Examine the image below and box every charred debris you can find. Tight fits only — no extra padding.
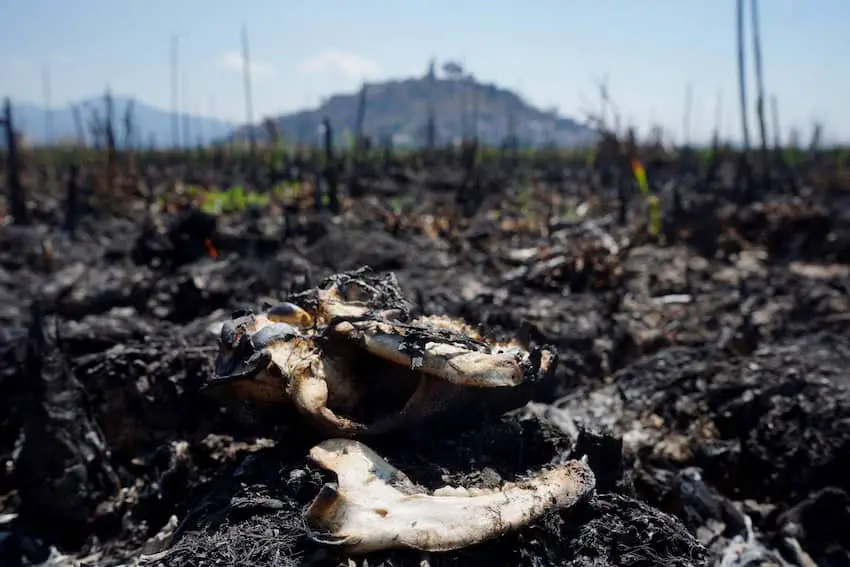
[1,48,850,567]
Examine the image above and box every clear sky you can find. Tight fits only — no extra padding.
[2,0,847,145]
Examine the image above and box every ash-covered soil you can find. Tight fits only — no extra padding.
[2,162,850,567]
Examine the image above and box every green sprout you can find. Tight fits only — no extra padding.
[632,158,661,237]
[272,180,301,202]
[199,184,269,215]
[388,197,403,216]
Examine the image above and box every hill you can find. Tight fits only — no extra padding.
[228,65,597,148]
[6,95,235,148]
[7,65,597,149]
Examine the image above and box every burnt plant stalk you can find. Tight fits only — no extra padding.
[322,117,340,213]
[736,0,753,200]
[71,105,86,147]
[426,59,437,158]
[2,98,29,224]
[124,99,136,172]
[43,64,54,145]
[682,82,692,149]
[770,95,781,152]
[181,74,191,150]
[104,89,117,193]
[171,34,180,149]
[705,92,723,184]
[471,80,480,146]
[505,105,518,172]
[770,95,800,195]
[750,0,771,191]
[355,83,367,155]
[65,164,80,238]
[241,23,256,156]
[88,108,103,151]
[348,84,369,198]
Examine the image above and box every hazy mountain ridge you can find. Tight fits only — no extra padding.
[8,69,597,149]
[230,72,597,148]
[7,96,235,148]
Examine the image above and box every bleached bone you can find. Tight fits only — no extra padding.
[331,320,526,387]
[303,438,596,554]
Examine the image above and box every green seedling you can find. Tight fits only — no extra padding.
[388,197,403,216]
[199,184,269,215]
[631,158,661,237]
[272,180,301,202]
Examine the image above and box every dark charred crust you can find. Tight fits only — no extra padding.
[208,349,272,385]
[324,318,491,354]
[288,266,417,319]
[284,288,321,315]
[521,346,559,383]
[231,307,254,320]
[219,321,239,349]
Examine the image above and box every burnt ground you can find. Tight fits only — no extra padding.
[2,164,850,567]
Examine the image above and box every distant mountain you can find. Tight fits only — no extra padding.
[6,95,236,148]
[6,65,598,150]
[228,66,598,148]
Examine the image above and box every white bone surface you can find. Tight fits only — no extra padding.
[335,322,524,387]
[304,438,596,554]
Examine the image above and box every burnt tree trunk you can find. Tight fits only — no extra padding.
[15,303,120,550]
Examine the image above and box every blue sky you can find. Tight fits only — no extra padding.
[2,0,848,144]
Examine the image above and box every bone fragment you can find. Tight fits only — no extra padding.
[332,321,524,387]
[304,438,596,554]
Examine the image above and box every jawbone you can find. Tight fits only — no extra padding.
[303,438,597,554]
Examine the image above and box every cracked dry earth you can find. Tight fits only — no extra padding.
[1,194,850,567]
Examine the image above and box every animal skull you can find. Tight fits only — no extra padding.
[204,268,557,436]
